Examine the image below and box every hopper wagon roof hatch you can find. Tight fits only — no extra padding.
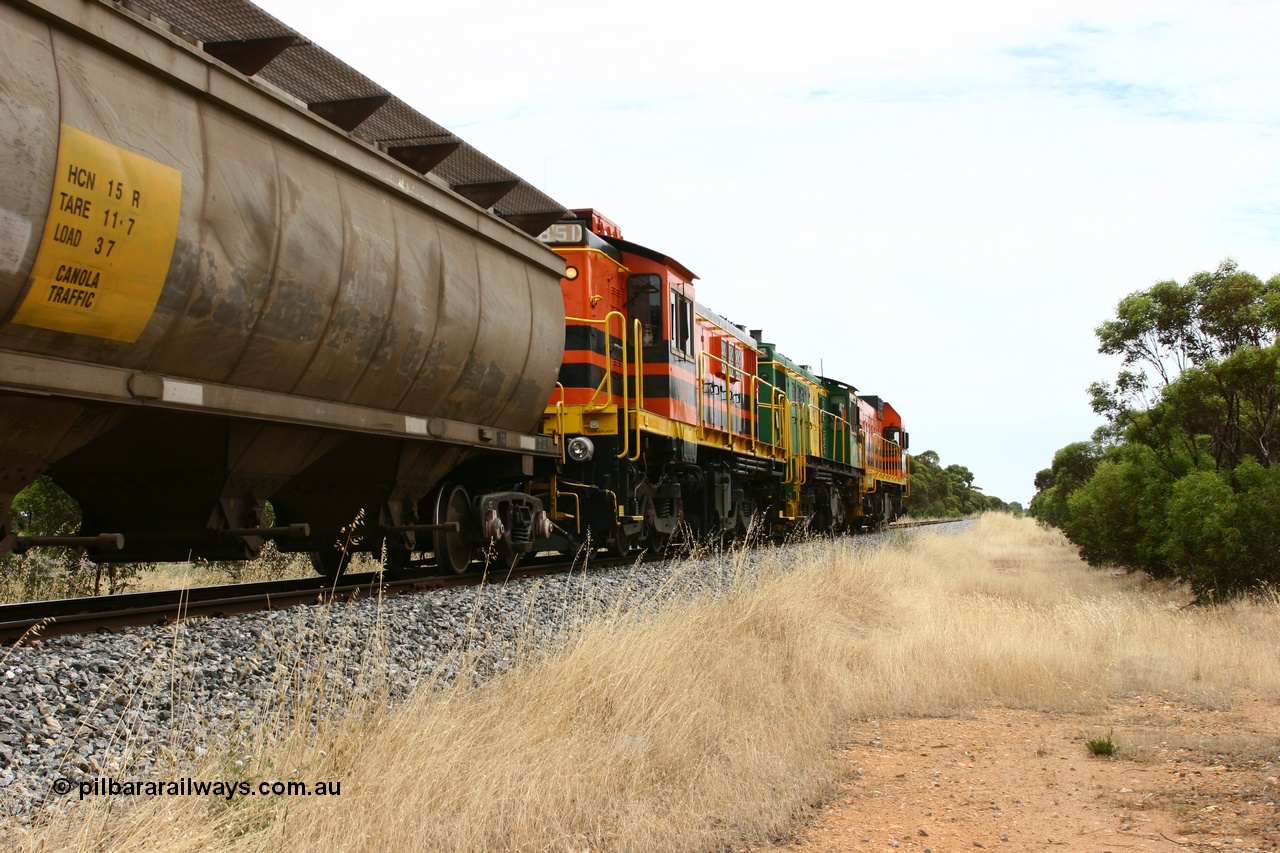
[109,0,568,236]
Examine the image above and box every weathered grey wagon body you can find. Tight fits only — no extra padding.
[0,0,566,568]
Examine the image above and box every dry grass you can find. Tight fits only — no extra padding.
[844,519,1280,715]
[14,514,1280,852]
[123,544,366,594]
[0,542,333,603]
[122,558,310,593]
[1111,726,1280,764]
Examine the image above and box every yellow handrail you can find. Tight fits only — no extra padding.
[612,310,629,460]
[564,311,634,459]
[793,399,803,484]
[564,311,628,414]
[696,348,755,447]
[553,382,566,463]
[744,375,758,453]
[552,476,581,534]
[755,381,791,480]
[863,433,908,482]
[696,348,707,441]
[629,318,644,462]
[779,389,793,481]
[816,406,853,465]
[784,399,806,485]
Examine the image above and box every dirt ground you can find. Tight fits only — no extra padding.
[759,692,1280,852]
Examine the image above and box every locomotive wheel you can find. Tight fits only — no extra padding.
[639,494,671,553]
[607,526,635,558]
[812,508,832,535]
[647,526,673,554]
[430,483,476,575]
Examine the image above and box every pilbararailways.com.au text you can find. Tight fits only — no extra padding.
[52,776,342,801]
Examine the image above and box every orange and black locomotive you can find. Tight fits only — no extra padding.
[528,209,910,557]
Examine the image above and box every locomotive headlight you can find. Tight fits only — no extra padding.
[563,265,579,281]
[566,436,595,462]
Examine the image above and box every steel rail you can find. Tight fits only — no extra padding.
[887,517,974,530]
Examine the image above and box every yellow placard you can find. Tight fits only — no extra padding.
[12,125,182,342]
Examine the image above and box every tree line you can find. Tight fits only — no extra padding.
[903,450,1020,518]
[1031,260,1280,598]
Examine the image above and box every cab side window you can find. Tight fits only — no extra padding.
[627,273,664,346]
[670,291,693,360]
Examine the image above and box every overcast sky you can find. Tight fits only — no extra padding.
[255,0,1280,506]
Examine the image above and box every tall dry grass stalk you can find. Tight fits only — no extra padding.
[16,514,1280,852]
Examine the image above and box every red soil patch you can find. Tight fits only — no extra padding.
[756,693,1280,852]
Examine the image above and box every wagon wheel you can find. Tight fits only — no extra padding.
[430,483,476,575]
[381,544,412,579]
[489,535,521,574]
[309,546,351,579]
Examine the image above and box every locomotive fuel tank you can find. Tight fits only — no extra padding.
[0,0,566,566]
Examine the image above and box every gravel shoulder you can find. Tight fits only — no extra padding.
[756,692,1280,852]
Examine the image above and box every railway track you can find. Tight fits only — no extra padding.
[0,518,968,645]
[888,518,969,530]
[0,551,656,645]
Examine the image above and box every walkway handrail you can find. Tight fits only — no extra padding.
[552,382,567,463]
[628,318,644,462]
[563,311,628,414]
[697,348,758,448]
[564,311,633,459]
